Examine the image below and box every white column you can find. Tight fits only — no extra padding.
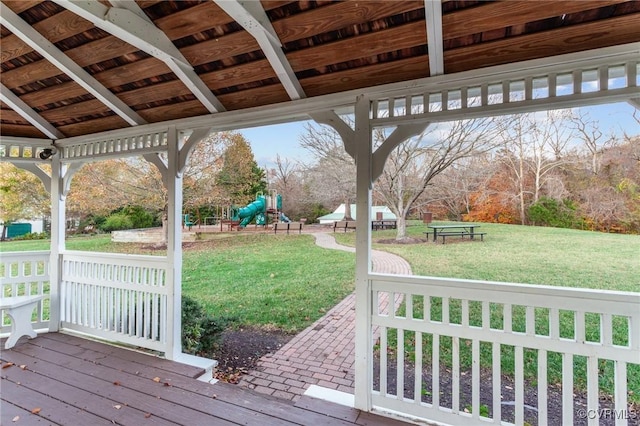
[165,126,183,360]
[48,155,65,331]
[353,94,373,410]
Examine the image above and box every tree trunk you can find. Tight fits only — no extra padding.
[342,199,354,221]
[396,216,407,240]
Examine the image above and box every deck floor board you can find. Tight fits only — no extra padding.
[1,333,411,425]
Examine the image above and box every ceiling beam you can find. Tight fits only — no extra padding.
[54,0,226,113]
[214,0,306,100]
[0,3,145,127]
[424,0,444,76]
[0,83,65,139]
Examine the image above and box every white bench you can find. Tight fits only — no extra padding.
[1,295,47,349]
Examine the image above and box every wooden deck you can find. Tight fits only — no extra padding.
[1,333,409,425]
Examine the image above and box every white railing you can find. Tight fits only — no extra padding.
[60,251,171,353]
[1,251,51,334]
[369,274,639,426]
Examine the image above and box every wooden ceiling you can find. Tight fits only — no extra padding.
[1,0,640,140]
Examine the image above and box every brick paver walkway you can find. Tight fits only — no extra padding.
[239,232,412,402]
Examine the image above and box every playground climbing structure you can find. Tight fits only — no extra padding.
[232,190,290,228]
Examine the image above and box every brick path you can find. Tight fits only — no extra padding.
[239,232,412,402]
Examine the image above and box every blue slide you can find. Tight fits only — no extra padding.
[234,196,266,227]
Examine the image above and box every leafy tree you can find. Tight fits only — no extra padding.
[0,163,49,225]
[217,133,266,205]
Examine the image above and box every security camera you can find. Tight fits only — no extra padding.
[39,148,56,160]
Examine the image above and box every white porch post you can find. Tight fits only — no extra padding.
[165,126,183,360]
[353,94,373,410]
[48,154,64,331]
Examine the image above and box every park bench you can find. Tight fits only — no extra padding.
[273,222,303,234]
[1,294,47,349]
[372,220,397,230]
[221,219,240,231]
[333,220,356,232]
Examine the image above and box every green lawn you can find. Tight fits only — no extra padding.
[335,221,640,292]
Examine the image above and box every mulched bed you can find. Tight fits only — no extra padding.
[212,327,293,383]
[373,355,639,426]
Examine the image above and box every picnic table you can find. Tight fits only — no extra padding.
[425,224,485,244]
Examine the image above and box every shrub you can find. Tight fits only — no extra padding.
[119,205,158,229]
[528,197,579,228]
[100,213,133,232]
[182,295,231,357]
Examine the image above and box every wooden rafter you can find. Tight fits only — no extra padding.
[0,3,145,127]
[53,0,226,113]
[214,0,305,100]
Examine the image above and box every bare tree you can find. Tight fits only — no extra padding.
[426,154,496,220]
[570,110,614,175]
[375,118,500,240]
[300,122,356,220]
[267,155,309,219]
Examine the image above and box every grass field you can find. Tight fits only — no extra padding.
[335,221,640,292]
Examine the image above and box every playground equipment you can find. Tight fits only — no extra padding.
[232,190,290,228]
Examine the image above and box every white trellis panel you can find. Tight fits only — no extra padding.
[62,130,167,162]
[367,274,639,426]
[370,59,639,127]
[0,138,53,164]
[0,251,51,333]
[60,251,171,354]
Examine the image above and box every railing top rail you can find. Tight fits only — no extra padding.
[0,251,51,259]
[62,250,168,264]
[370,273,640,304]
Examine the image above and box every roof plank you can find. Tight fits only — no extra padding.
[0,9,96,62]
[56,115,129,137]
[180,31,260,67]
[443,0,631,40]
[39,98,111,123]
[1,36,141,90]
[137,99,209,122]
[218,84,290,110]
[200,59,276,90]
[271,1,423,44]
[0,122,46,138]
[301,56,429,97]
[287,21,426,71]
[152,2,233,40]
[445,13,640,73]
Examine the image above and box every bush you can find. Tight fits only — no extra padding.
[528,197,580,228]
[120,205,158,229]
[100,213,133,232]
[11,232,49,240]
[182,295,231,357]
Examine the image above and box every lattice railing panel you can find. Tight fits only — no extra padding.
[369,275,639,426]
[1,251,50,333]
[60,251,170,353]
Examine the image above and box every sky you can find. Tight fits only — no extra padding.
[240,102,639,170]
